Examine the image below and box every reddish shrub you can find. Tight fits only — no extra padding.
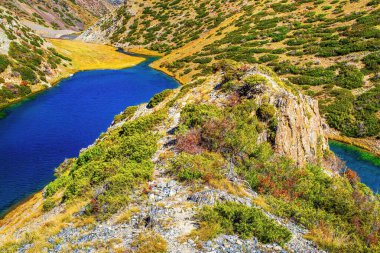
[227,93,241,106]
[20,80,29,86]
[176,129,204,154]
[366,232,379,246]
[239,64,251,72]
[90,198,100,214]
[344,169,360,184]
[201,118,235,152]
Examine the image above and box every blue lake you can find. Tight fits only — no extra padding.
[0,57,178,215]
[329,141,380,193]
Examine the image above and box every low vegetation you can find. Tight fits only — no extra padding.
[44,110,167,219]
[194,202,292,245]
[48,39,144,73]
[132,230,167,253]
[147,89,172,108]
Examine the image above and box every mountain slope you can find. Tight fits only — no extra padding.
[0,7,70,108]
[80,0,380,149]
[0,0,123,35]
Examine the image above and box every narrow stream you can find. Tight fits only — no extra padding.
[329,141,380,193]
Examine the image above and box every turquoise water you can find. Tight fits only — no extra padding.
[0,57,178,215]
[329,141,380,193]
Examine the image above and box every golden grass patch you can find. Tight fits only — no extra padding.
[127,47,163,56]
[48,39,145,74]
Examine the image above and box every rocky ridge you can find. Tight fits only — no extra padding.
[0,66,332,252]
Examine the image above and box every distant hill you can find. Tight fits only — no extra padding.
[0,0,124,34]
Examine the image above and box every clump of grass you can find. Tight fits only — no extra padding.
[115,206,140,224]
[147,89,173,108]
[132,230,167,253]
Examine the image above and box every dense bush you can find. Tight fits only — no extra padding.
[170,152,225,182]
[335,64,364,89]
[195,202,292,244]
[44,110,167,219]
[257,103,276,121]
[321,87,380,137]
[13,66,36,83]
[147,89,172,108]
[362,52,380,72]
[236,152,380,252]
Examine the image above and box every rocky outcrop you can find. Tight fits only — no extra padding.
[0,29,10,55]
[232,68,328,167]
[272,89,327,167]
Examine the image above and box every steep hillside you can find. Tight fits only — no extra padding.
[1,60,379,252]
[0,0,123,36]
[80,0,380,151]
[0,7,70,109]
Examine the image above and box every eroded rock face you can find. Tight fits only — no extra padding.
[274,93,327,167]
[0,29,10,54]
[244,70,328,167]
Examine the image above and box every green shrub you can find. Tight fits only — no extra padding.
[0,54,10,73]
[42,198,55,212]
[147,89,172,108]
[170,152,225,182]
[13,66,37,83]
[181,104,222,129]
[257,103,276,121]
[113,105,138,124]
[362,52,380,72]
[335,64,364,89]
[322,87,380,137]
[243,74,268,87]
[196,202,292,244]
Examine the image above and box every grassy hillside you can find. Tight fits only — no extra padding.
[0,7,70,108]
[84,0,380,142]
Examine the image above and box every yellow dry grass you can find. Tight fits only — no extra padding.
[305,223,349,251]
[0,190,88,251]
[49,39,145,74]
[127,47,163,56]
[150,12,243,84]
